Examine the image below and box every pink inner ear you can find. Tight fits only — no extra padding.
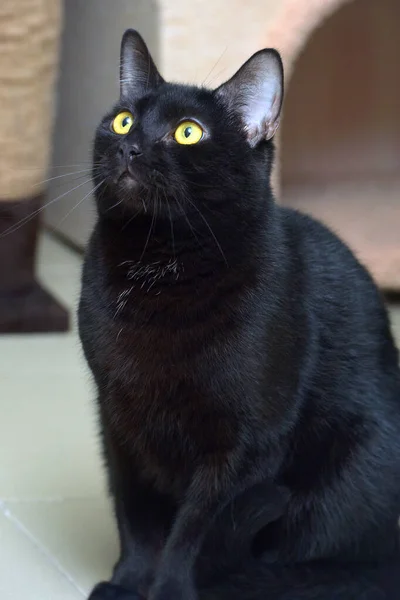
[245,90,282,146]
[264,92,282,140]
[241,76,282,144]
[215,49,283,145]
[245,116,281,147]
[265,116,281,140]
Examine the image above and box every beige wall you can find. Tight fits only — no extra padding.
[158,0,351,84]
[159,1,281,85]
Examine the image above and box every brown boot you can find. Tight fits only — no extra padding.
[0,195,69,333]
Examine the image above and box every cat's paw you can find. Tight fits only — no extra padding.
[88,581,140,600]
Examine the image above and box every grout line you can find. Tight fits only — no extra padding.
[0,501,86,597]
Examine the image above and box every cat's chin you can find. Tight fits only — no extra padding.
[108,174,152,214]
[118,171,140,191]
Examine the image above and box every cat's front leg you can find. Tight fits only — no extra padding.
[88,482,175,600]
[148,458,266,600]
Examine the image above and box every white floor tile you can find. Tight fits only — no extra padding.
[0,374,106,500]
[0,508,83,599]
[0,333,84,376]
[3,498,118,596]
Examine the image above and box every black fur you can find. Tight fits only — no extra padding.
[79,30,400,600]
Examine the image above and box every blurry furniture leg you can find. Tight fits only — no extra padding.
[0,197,69,333]
[0,0,68,333]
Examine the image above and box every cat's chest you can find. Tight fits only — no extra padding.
[99,318,237,459]
[105,361,237,447]
[83,259,251,492]
[103,368,239,496]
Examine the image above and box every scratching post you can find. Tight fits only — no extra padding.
[0,0,68,333]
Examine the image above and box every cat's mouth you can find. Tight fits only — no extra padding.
[117,169,140,189]
[115,165,165,194]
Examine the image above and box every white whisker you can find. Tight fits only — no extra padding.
[12,162,96,172]
[0,177,93,238]
[202,46,228,86]
[33,169,93,187]
[185,196,228,265]
[165,193,176,261]
[55,178,106,228]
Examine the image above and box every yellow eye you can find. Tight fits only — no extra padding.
[112,111,134,135]
[174,121,203,145]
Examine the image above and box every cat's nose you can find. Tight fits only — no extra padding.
[118,143,142,162]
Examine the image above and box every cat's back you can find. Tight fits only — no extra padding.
[280,206,395,344]
[278,204,400,407]
[280,205,378,297]
[276,207,400,555]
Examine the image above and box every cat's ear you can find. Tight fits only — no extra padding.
[215,49,283,147]
[120,29,164,98]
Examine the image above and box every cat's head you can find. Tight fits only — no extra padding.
[93,30,283,221]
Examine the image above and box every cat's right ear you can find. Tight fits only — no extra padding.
[215,49,284,147]
[120,29,164,99]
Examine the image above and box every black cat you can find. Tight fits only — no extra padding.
[79,29,400,600]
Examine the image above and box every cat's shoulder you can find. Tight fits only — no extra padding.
[275,205,384,309]
[277,204,367,272]
[278,205,349,251]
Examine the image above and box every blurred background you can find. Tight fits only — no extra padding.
[0,0,399,598]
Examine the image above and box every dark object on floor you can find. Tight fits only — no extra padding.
[89,583,139,600]
[0,195,69,333]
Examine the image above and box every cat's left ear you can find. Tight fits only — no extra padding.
[120,29,164,99]
[215,49,284,147]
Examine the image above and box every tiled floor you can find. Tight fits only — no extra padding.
[0,234,118,599]
[0,234,399,599]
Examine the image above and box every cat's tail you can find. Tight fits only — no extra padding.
[203,555,400,600]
